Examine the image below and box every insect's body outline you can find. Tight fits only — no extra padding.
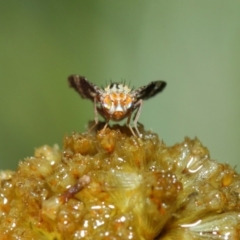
[68,75,166,137]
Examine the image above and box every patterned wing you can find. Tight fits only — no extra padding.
[68,75,102,101]
[133,81,167,101]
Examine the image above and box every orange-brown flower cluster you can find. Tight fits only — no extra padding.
[0,126,240,239]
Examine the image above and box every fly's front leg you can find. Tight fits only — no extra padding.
[126,112,136,137]
[102,119,110,132]
[88,97,99,133]
[132,99,143,138]
[95,107,110,133]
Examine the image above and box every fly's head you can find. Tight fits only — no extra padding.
[100,83,134,121]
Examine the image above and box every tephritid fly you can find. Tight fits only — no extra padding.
[68,75,166,137]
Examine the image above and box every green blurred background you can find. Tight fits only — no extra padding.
[0,1,240,171]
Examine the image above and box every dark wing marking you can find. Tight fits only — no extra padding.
[68,75,102,101]
[133,81,167,101]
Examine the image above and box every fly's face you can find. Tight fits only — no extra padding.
[100,83,133,121]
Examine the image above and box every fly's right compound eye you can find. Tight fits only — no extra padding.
[102,95,113,110]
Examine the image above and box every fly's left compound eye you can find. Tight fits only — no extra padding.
[121,95,132,109]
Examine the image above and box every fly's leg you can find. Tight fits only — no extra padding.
[102,119,110,132]
[87,97,99,133]
[132,99,143,138]
[126,113,136,137]
[88,100,110,133]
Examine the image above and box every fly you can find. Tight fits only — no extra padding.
[68,75,166,137]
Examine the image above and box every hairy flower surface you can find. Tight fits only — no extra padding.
[0,126,240,239]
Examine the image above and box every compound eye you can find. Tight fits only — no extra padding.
[121,96,132,109]
[103,95,113,109]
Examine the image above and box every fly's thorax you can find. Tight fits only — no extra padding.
[100,83,133,120]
